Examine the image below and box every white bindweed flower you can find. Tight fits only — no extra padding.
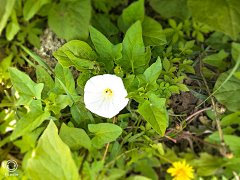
[84,74,129,118]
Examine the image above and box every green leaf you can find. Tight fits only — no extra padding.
[48,0,91,41]
[184,65,195,74]
[214,47,240,112]
[142,16,166,47]
[91,13,119,37]
[116,21,145,73]
[88,123,122,147]
[9,67,44,106]
[70,104,89,125]
[36,66,55,99]
[202,67,215,79]
[137,57,162,91]
[0,0,16,35]
[205,31,231,51]
[47,93,80,114]
[150,0,191,20]
[23,0,50,21]
[53,40,97,71]
[189,153,226,176]
[59,123,91,151]
[50,63,77,96]
[28,32,40,49]
[214,68,240,112]
[223,135,240,157]
[77,72,93,89]
[138,93,168,136]
[188,0,240,40]
[11,100,50,140]
[203,50,228,70]
[28,120,79,180]
[89,26,122,71]
[221,112,240,126]
[122,0,144,26]
[6,10,20,41]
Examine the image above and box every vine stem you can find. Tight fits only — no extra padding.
[102,116,117,162]
[198,53,226,153]
[185,106,212,122]
[178,133,222,148]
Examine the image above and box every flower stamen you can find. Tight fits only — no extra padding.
[104,88,113,99]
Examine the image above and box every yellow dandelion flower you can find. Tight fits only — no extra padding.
[167,160,194,180]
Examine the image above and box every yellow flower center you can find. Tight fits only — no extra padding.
[104,88,113,99]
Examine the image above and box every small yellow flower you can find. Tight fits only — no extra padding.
[167,160,194,180]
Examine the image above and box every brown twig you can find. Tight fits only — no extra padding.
[6,154,22,165]
[102,116,117,162]
[178,133,222,148]
[185,106,212,122]
[199,53,226,153]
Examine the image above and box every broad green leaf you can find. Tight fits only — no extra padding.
[0,0,16,35]
[188,0,240,40]
[50,63,77,96]
[36,66,55,99]
[23,0,51,21]
[223,135,240,157]
[89,26,122,71]
[138,93,168,136]
[203,50,228,70]
[9,67,44,106]
[59,123,91,151]
[116,21,145,73]
[221,112,240,126]
[137,57,162,91]
[142,16,166,47]
[28,120,79,180]
[202,67,215,79]
[6,10,20,41]
[213,43,240,112]
[48,0,91,41]
[150,0,191,20]
[47,93,80,114]
[88,123,122,147]
[91,13,119,37]
[11,100,50,140]
[213,68,240,112]
[53,40,97,71]
[189,153,226,176]
[122,0,144,26]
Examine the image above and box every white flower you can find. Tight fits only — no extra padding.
[84,74,129,118]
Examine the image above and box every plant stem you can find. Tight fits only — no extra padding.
[102,116,117,162]
[79,150,89,178]
[199,53,226,153]
[185,106,212,122]
[178,133,222,148]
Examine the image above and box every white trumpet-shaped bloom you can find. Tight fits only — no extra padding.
[84,74,129,118]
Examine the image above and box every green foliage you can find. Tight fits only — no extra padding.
[59,123,91,151]
[3,0,240,179]
[9,67,44,106]
[89,123,122,147]
[48,0,91,41]
[150,0,191,20]
[53,40,97,71]
[28,120,79,180]
[116,21,145,72]
[138,94,168,136]
[122,0,144,25]
[11,100,50,140]
[188,0,240,40]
